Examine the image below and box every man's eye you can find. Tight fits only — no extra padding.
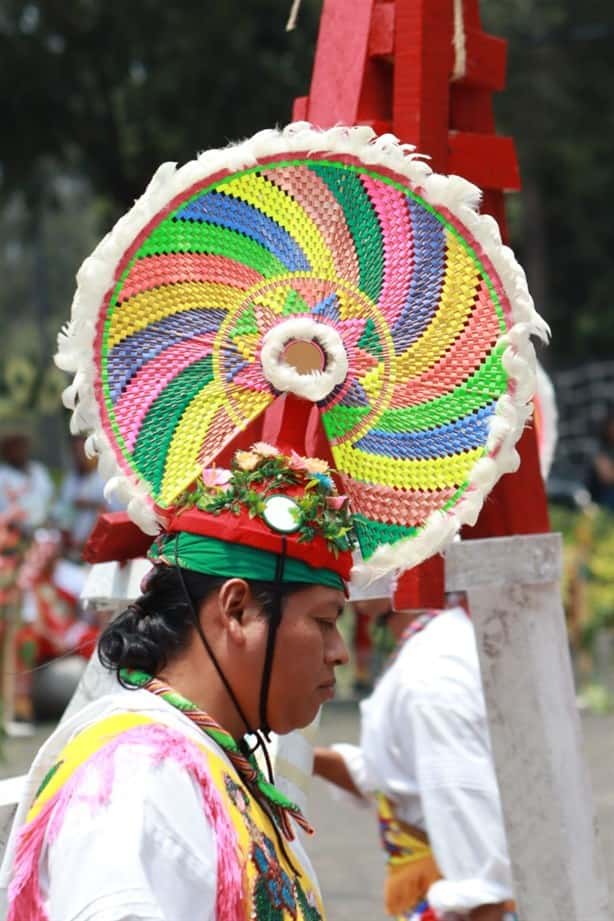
[318,619,334,630]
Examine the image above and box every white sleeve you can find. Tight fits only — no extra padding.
[330,742,378,798]
[45,748,218,921]
[404,695,513,916]
[322,743,375,810]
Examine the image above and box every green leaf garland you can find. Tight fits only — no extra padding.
[175,445,356,555]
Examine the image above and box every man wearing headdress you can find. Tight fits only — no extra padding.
[2,436,353,920]
[1,121,544,920]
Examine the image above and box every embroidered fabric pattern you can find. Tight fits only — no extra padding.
[224,775,323,921]
[402,908,518,920]
[403,903,438,920]
[121,668,313,841]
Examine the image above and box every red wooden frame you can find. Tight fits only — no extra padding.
[294,0,549,609]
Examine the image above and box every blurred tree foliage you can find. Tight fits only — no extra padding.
[0,0,320,215]
[481,1,614,366]
[550,503,614,653]
[0,0,613,454]
[0,0,320,460]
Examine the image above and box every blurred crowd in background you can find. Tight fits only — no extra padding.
[0,425,119,733]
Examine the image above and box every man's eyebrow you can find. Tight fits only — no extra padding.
[313,603,344,619]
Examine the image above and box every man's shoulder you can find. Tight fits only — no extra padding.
[395,608,480,697]
[57,707,221,833]
[401,608,474,659]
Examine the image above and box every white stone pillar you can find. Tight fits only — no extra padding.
[445,533,610,921]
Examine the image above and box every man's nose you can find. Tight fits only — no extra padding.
[328,626,350,667]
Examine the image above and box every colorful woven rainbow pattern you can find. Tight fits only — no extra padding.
[97,155,512,559]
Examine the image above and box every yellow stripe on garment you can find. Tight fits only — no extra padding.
[108,282,244,349]
[222,173,336,279]
[202,731,324,909]
[26,710,325,916]
[334,442,483,491]
[395,230,481,379]
[28,713,155,822]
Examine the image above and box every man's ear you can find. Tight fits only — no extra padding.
[216,579,251,640]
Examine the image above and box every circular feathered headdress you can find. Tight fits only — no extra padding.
[56,123,548,583]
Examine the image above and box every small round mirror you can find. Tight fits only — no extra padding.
[262,494,302,533]
[282,338,326,374]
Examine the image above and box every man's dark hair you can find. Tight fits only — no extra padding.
[98,564,305,682]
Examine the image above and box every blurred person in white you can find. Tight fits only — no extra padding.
[0,420,54,533]
[55,435,112,555]
[313,592,516,921]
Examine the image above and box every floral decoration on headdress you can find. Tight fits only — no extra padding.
[176,443,355,556]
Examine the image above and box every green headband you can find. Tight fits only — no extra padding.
[150,532,346,592]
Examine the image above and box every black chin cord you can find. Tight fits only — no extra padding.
[174,540,301,865]
[258,538,287,742]
[174,535,283,784]
[174,559,257,738]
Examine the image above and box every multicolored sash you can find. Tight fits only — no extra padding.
[376,792,441,920]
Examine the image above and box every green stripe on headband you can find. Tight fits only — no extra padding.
[150,532,346,592]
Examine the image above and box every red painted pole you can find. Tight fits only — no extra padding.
[294,0,550,608]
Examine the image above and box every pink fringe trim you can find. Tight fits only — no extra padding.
[7,723,244,921]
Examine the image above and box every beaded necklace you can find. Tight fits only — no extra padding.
[120,668,313,842]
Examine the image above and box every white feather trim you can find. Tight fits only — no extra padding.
[56,122,549,573]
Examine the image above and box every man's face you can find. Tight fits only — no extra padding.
[262,585,349,734]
